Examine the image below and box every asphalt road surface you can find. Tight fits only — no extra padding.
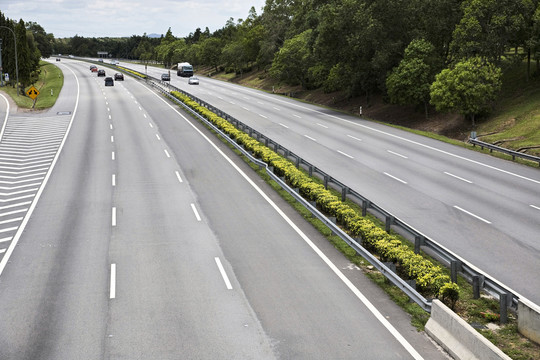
[132,63,540,305]
[0,60,449,359]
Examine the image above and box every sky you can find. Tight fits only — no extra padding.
[1,0,266,38]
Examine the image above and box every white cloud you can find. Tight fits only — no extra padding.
[1,0,265,38]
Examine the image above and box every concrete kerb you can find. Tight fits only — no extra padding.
[518,297,540,345]
[425,300,512,360]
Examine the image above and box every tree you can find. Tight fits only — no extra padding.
[430,57,502,127]
[270,29,313,88]
[16,19,34,90]
[386,39,439,118]
[200,37,223,73]
[221,40,246,74]
[26,22,53,58]
[450,0,530,63]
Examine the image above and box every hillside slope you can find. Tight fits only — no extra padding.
[200,62,540,157]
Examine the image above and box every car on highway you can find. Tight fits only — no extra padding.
[56,58,61,62]
[91,67,98,72]
[104,77,114,86]
[98,59,104,62]
[114,73,124,81]
[188,76,199,85]
[97,69,106,77]
[161,73,171,81]
[90,65,97,70]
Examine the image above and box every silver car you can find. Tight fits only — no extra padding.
[188,76,199,85]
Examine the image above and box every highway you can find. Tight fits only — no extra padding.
[0,59,448,359]
[133,63,540,305]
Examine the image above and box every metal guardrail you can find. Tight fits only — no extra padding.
[144,75,533,316]
[469,137,540,166]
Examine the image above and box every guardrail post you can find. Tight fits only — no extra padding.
[450,260,462,283]
[473,275,481,299]
[324,175,329,189]
[414,235,425,254]
[308,165,313,177]
[264,138,269,147]
[295,156,300,168]
[341,186,348,202]
[385,215,394,233]
[362,200,370,216]
[500,293,508,324]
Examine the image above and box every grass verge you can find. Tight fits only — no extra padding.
[176,92,540,360]
[0,61,63,110]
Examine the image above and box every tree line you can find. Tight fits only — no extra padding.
[3,1,540,123]
[0,12,49,91]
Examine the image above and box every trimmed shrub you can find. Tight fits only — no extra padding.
[170,90,459,300]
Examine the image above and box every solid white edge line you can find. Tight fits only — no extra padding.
[216,81,540,185]
[384,172,407,184]
[531,205,540,211]
[444,172,473,184]
[190,203,201,221]
[0,93,10,141]
[453,205,491,224]
[0,63,80,277]
[112,207,117,226]
[140,84,424,360]
[110,263,116,299]
[214,257,233,290]
[175,171,183,183]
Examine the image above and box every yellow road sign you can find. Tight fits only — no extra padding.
[26,86,40,100]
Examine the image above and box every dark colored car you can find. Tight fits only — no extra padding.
[161,73,171,81]
[97,69,106,77]
[114,73,124,81]
[56,58,61,62]
[90,65,97,70]
[104,77,114,86]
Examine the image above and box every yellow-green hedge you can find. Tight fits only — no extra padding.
[170,91,458,300]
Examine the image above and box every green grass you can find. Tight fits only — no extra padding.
[0,61,63,109]
[476,61,540,156]
[183,94,540,359]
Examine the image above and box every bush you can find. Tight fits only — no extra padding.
[170,90,459,301]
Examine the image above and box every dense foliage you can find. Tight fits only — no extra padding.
[0,12,44,91]
[4,0,540,119]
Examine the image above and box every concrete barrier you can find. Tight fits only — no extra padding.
[425,299,511,360]
[518,297,540,345]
